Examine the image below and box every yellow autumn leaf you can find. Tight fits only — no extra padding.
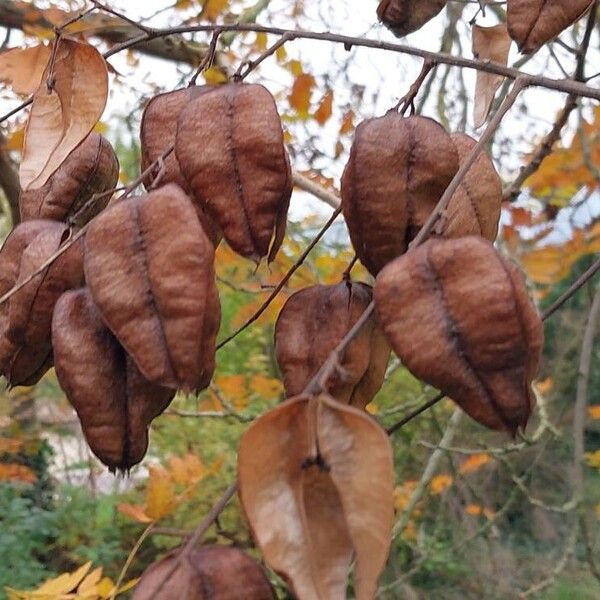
[534,377,553,395]
[255,32,268,51]
[314,90,334,125]
[117,502,153,523]
[0,463,37,484]
[250,374,283,399]
[276,46,288,63]
[585,450,600,469]
[288,59,303,76]
[203,0,230,21]
[169,453,206,486]
[78,567,103,594]
[145,465,176,520]
[5,127,25,152]
[96,576,116,598]
[459,453,492,474]
[465,504,496,519]
[430,474,453,495]
[588,405,600,420]
[289,73,315,117]
[35,561,92,595]
[203,66,228,85]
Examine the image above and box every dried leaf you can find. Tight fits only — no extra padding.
[374,236,544,433]
[472,24,511,128]
[275,282,390,409]
[52,288,174,470]
[315,90,334,125]
[20,37,108,190]
[238,394,394,600]
[289,73,315,117]
[132,546,275,599]
[341,114,459,275]
[146,465,176,520]
[377,0,447,36]
[0,44,51,95]
[507,0,594,54]
[84,183,220,391]
[176,83,292,263]
[20,132,119,226]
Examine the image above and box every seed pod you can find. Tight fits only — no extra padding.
[377,0,447,37]
[0,221,52,385]
[140,87,221,246]
[374,236,543,433]
[19,133,119,226]
[132,545,276,600]
[441,133,501,242]
[175,82,292,263]
[52,288,174,470]
[341,114,459,276]
[275,282,390,409]
[0,220,83,386]
[7,222,84,347]
[507,0,594,54]
[84,183,220,391]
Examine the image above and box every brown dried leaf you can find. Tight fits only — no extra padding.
[374,237,543,433]
[175,83,292,263]
[0,44,51,95]
[140,86,221,246]
[238,394,394,600]
[132,546,275,600]
[275,282,390,409]
[52,288,174,470]
[0,220,54,386]
[341,114,459,275]
[441,132,502,242]
[507,0,594,54]
[84,183,220,391]
[20,37,108,190]
[472,24,512,129]
[377,0,447,36]
[20,132,119,226]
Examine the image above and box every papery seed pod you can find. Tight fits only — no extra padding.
[19,133,119,226]
[377,0,447,37]
[0,220,81,386]
[507,0,594,54]
[275,282,390,409]
[175,82,292,263]
[52,288,174,470]
[374,236,543,433]
[132,545,276,600]
[341,114,459,276]
[140,87,222,246]
[7,222,84,347]
[441,133,502,242]
[84,183,220,391]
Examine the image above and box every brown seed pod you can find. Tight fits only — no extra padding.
[341,114,459,276]
[132,545,276,600]
[7,222,84,347]
[441,132,502,242]
[374,236,543,433]
[275,282,390,409]
[507,0,594,54]
[19,132,119,226]
[52,288,174,470]
[140,86,222,246]
[84,183,220,391]
[0,220,83,386]
[377,0,448,37]
[175,82,292,263]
